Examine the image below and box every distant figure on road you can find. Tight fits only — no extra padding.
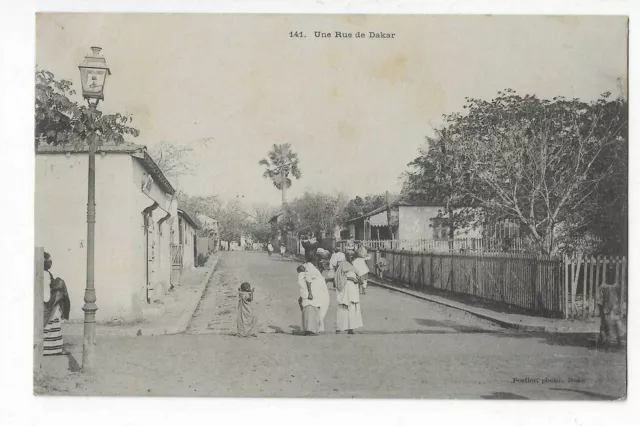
[237,282,258,337]
[375,251,387,278]
[267,242,274,256]
[280,244,286,257]
[335,251,363,334]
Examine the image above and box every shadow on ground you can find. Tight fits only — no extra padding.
[547,387,621,400]
[481,391,529,400]
[411,318,626,351]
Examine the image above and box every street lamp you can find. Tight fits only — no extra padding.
[78,46,111,371]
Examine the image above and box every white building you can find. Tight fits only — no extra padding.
[35,142,179,323]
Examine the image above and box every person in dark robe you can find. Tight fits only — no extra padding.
[43,252,71,356]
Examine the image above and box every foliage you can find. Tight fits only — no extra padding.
[148,137,214,180]
[149,142,196,180]
[258,143,302,202]
[403,89,628,255]
[402,131,480,239]
[290,192,349,237]
[35,69,139,147]
[174,190,220,236]
[340,193,396,225]
[246,204,278,243]
[197,253,209,267]
[216,200,252,242]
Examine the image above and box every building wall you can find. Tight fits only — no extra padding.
[181,221,198,268]
[131,158,176,303]
[348,223,356,239]
[35,153,137,322]
[397,206,443,240]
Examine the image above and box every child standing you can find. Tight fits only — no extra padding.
[237,282,259,337]
[375,251,387,278]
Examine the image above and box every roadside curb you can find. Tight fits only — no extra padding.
[68,256,220,337]
[369,277,599,335]
[162,255,220,336]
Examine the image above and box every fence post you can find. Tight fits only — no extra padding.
[34,247,45,375]
[621,257,627,317]
[563,255,569,319]
[429,254,434,287]
[532,255,539,312]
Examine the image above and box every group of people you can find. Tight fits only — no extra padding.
[266,242,286,257]
[295,246,369,335]
[236,242,373,337]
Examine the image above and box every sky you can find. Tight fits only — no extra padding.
[36,13,628,208]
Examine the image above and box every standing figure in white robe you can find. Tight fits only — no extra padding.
[328,248,346,289]
[304,256,330,332]
[334,251,363,334]
[353,251,370,295]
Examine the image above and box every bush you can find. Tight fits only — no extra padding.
[197,253,209,267]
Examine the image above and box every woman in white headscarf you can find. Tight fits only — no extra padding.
[334,251,363,334]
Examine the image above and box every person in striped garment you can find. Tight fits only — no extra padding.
[43,252,71,356]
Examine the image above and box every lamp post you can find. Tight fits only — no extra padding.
[78,46,111,371]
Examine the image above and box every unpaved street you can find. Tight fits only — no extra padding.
[39,252,626,399]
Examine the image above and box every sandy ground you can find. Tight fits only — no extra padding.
[36,252,626,399]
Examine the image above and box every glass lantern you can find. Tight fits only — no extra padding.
[78,47,111,101]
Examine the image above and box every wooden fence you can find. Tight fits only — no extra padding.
[564,255,627,320]
[340,238,534,254]
[361,248,628,319]
[366,249,564,317]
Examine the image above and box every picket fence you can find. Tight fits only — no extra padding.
[345,238,533,254]
[349,241,627,320]
[564,255,627,320]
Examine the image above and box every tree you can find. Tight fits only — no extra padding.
[292,192,349,237]
[149,142,196,180]
[216,199,251,242]
[340,193,394,225]
[405,89,628,255]
[174,190,220,236]
[247,204,278,243]
[148,137,214,181]
[402,131,481,241]
[259,143,302,207]
[35,69,139,147]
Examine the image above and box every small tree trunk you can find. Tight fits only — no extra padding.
[448,207,455,252]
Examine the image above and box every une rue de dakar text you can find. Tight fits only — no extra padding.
[289,31,396,39]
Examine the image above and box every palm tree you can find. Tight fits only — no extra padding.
[259,143,302,207]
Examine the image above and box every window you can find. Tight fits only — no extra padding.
[179,218,184,244]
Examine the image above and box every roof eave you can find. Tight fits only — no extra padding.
[177,209,200,230]
[132,151,176,195]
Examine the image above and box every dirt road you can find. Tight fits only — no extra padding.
[38,251,626,399]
